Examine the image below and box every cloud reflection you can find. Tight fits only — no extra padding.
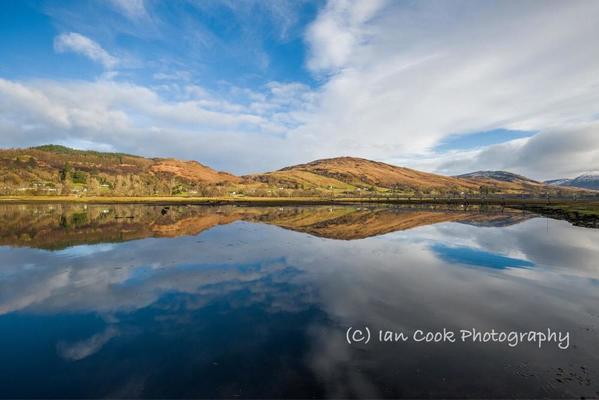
[1,206,599,397]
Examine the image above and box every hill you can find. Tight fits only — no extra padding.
[545,173,599,190]
[545,178,570,186]
[249,157,579,197]
[149,159,240,184]
[455,171,540,185]
[453,170,557,195]
[249,157,482,195]
[0,145,239,196]
[0,146,592,198]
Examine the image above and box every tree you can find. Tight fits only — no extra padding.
[479,185,490,198]
[71,170,87,184]
[60,162,72,182]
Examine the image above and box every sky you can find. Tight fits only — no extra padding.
[0,0,598,180]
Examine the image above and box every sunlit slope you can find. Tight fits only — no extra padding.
[149,159,240,184]
[250,157,480,192]
[253,157,590,195]
[2,146,593,197]
[0,145,239,196]
[248,168,358,190]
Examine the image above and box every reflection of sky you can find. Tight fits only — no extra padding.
[431,244,534,269]
[56,243,115,257]
[1,214,599,397]
[2,217,599,315]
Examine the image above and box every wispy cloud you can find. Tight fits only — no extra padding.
[54,32,119,69]
[108,0,148,20]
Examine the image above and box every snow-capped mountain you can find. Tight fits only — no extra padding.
[545,173,599,190]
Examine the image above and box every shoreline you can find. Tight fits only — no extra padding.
[0,195,597,206]
[2,195,597,228]
[1,196,598,228]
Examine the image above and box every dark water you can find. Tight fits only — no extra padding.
[1,204,599,398]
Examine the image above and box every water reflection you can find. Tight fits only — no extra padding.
[0,204,598,398]
[431,244,535,269]
[0,203,532,248]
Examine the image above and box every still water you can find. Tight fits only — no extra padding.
[1,204,598,398]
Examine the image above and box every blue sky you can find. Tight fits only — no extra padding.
[1,1,319,89]
[1,0,598,179]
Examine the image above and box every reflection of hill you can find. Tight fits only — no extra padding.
[248,206,533,239]
[0,204,533,249]
[248,208,471,240]
[458,213,533,227]
[0,204,251,250]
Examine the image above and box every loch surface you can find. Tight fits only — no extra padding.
[1,204,598,398]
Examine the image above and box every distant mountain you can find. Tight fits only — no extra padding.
[545,173,599,190]
[544,178,571,186]
[452,170,560,194]
[455,170,540,185]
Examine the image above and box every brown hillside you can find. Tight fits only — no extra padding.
[1,146,592,197]
[150,159,240,184]
[262,156,482,191]
[254,156,589,196]
[0,145,241,196]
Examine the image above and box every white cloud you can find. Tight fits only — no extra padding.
[292,0,599,177]
[306,0,387,72]
[54,32,119,69]
[0,78,313,173]
[430,124,599,180]
[0,79,70,128]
